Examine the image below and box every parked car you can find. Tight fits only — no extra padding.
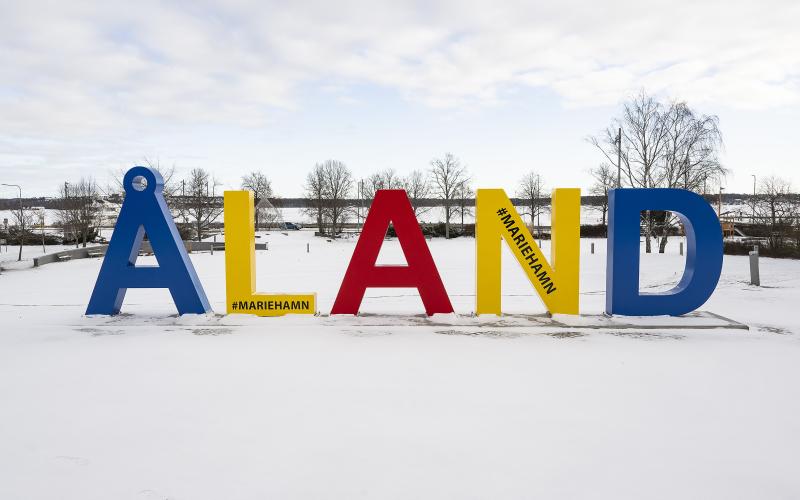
[284,222,302,230]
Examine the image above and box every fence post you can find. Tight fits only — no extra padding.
[749,245,760,286]
[590,242,595,254]
[307,242,309,253]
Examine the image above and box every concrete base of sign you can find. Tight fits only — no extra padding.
[79,310,749,335]
[321,311,749,331]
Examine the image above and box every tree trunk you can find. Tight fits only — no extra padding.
[644,211,652,253]
[445,209,450,239]
[530,203,535,230]
[658,234,668,253]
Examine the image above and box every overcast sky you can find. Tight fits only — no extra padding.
[1,0,798,197]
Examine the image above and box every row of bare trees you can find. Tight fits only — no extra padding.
[108,161,281,241]
[302,153,475,238]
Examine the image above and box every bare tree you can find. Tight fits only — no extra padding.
[653,101,726,251]
[402,170,431,217]
[241,171,273,231]
[756,176,795,249]
[56,178,103,248]
[590,91,726,252]
[516,172,547,232]
[589,164,615,227]
[589,92,668,252]
[359,168,402,217]
[455,181,474,231]
[322,160,354,237]
[303,164,328,235]
[56,182,80,247]
[430,153,469,238]
[182,168,223,242]
[73,178,102,248]
[9,201,35,261]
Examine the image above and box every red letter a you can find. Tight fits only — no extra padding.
[331,189,453,316]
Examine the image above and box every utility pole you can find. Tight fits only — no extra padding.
[615,127,622,188]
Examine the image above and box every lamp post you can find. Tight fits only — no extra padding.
[1,183,23,261]
[751,174,757,224]
[718,186,725,218]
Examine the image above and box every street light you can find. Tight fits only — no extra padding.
[0,183,23,261]
[751,174,757,223]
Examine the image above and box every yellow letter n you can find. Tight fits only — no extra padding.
[475,188,580,316]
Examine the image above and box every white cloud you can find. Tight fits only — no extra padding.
[1,0,797,134]
[0,0,798,194]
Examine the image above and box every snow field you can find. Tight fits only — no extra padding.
[0,231,798,499]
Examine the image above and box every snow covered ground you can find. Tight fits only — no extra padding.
[0,231,798,499]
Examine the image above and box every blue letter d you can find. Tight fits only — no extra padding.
[606,188,723,316]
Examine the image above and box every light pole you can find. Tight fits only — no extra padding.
[751,174,757,224]
[718,186,725,219]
